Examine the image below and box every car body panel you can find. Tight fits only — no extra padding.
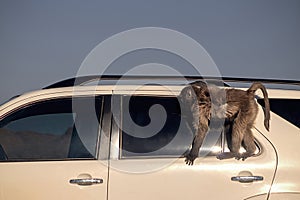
[254,89,300,197]
[244,194,268,200]
[268,193,300,200]
[264,89,300,99]
[0,160,108,200]
[266,111,300,195]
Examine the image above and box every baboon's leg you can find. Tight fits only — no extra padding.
[230,122,244,160]
[185,124,208,165]
[217,123,234,160]
[240,126,256,160]
[224,122,233,150]
[217,114,245,160]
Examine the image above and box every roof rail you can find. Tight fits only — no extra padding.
[43,75,208,89]
[43,75,300,89]
[221,77,300,85]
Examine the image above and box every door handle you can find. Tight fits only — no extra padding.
[69,178,103,186]
[231,176,263,183]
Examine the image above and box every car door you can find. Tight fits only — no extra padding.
[108,94,277,200]
[0,94,111,200]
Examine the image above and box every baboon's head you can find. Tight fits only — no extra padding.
[179,82,210,121]
[179,82,208,109]
[192,83,227,120]
[179,81,227,123]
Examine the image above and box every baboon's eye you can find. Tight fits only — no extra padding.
[187,89,192,98]
[185,90,192,99]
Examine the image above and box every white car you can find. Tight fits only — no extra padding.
[0,76,299,200]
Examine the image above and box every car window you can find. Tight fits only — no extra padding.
[0,96,103,161]
[119,95,222,158]
[257,98,300,128]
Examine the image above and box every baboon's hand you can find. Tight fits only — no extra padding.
[234,154,247,161]
[217,152,253,161]
[185,153,197,165]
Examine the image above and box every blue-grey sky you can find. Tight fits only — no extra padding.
[0,0,300,104]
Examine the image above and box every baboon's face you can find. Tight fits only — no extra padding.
[179,86,197,106]
[179,86,199,116]
[194,85,227,120]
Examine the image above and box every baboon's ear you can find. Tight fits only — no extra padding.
[179,86,191,101]
[192,85,201,90]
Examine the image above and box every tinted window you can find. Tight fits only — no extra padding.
[258,98,300,128]
[0,96,102,161]
[119,95,222,158]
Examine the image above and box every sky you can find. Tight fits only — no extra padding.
[0,0,300,104]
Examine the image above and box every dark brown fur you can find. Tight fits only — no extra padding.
[179,81,270,165]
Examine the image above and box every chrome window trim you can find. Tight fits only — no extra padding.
[98,96,112,160]
[109,95,122,160]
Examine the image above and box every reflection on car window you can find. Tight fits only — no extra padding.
[5,113,75,136]
[119,95,222,158]
[258,98,300,128]
[0,96,103,161]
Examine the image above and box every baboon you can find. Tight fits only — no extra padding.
[179,81,270,165]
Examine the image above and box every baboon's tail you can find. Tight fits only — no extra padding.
[247,82,270,131]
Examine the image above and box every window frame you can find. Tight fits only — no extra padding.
[111,94,227,160]
[0,94,108,162]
